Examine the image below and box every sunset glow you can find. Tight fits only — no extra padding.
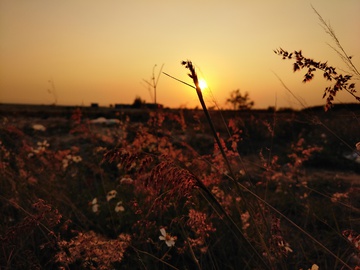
[1,1,359,109]
[198,79,208,91]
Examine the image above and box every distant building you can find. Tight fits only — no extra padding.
[90,103,99,108]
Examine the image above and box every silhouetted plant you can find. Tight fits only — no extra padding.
[274,48,359,111]
[274,7,359,111]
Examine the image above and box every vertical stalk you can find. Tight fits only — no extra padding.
[181,61,235,179]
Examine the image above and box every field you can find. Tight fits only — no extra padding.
[1,103,359,269]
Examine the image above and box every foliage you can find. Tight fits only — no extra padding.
[1,9,360,268]
[0,104,359,269]
[274,7,360,112]
[274,48,359,111]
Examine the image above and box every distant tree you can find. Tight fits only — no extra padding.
[132,96,146,108]
[226,89,254,110]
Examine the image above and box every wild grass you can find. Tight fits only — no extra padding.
[0,94,359,269]
[1,8,360,269]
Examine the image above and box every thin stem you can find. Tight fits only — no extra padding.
[130,245,180,270]
[179,61,352,270]
[181,60,271,268]
[181,61,235,179]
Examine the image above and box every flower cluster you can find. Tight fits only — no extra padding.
[56,231,131,270]
[62,154,82,170]
[90,190,127,214]
[28,140,49,156]
[185,209,216,253]
[267,216,293,259]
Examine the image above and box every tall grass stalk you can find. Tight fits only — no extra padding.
[177,60,353,269]
[311,6,359,78]
[181,60,274,268]
[181,61,235,179]
[165,62,271,268]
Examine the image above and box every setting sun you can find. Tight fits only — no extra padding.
[0,1,359,109]
[198,79,208,91]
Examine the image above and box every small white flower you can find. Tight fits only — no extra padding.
[106,190,117,201]
[120,176,134,184]
[310,264,319,270]
[32,124,46,131]
[95,146,106,153]
[115,201,125,212]
[62,159,69,170]
[72,155,82,163]
[159,228,176,247]
[32,148,40,154]
[278,240,293,253]
[37,140,49,148]
[91,198,100,213]
[31,140,50,155]
[92,204,100,213]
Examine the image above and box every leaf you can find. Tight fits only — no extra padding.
[293,63,300,72]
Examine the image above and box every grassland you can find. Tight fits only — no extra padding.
[0,103,359,269]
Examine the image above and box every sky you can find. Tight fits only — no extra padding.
[1,0,360,109]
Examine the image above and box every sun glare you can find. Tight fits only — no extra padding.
[198,79,208,91]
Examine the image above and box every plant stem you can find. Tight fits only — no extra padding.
[182,61,235,179]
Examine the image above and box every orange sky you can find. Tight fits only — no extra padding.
[1,0,359,109]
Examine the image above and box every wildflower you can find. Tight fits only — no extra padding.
[120,176,134,184]
[331,192,349,203]
[94,146,107,153]
[241,211,250,231]
[32,124,46,131]
[115,201,125,212]
[38,140,50,148]
[211,186,225,200]
[91,198,100,213]
[62,159,69,170]
[55,231,131,269]
[159,228,176,247]
[30,140,50,155]
[278,240,293,254]
[342,229,360,251]
[72,155,82,163]
[310,264,319,270]
[106,190,117,201]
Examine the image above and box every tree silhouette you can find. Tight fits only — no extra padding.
[226,89,254,110]
[132,96,146,108]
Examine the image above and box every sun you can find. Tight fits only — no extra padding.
[198,79,208,91]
